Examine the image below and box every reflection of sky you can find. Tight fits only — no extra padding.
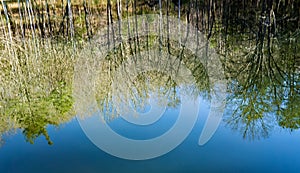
[1,98,300,173]
[108,107,178,140]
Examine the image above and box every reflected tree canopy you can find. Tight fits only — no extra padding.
[74,34,211,121]
[0,0,299,145]
[0,41,75,145]
[219,1,300,139]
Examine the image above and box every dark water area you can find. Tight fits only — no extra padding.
[0,0,299,172]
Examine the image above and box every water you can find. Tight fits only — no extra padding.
[1,1,299,172]
[1,99,300,173]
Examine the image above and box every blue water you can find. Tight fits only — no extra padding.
[1,99,300,173]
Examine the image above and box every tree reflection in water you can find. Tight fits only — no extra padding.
[74,34,211,122]
[0,0,299,146]
[0,40,75,146]
[220,1,300,139]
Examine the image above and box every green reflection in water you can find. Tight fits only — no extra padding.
[0,40,75,145]
[223,19,300,139]
[74,35,210,121]
[0,0,299,146]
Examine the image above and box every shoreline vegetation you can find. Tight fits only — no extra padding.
[0,0,299,145]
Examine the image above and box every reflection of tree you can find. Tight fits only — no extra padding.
[277,64,300,129]
[278,94,300,129]
[1,0,299,145]
[0,41,74,145]
[221,2,300,139]
[225,83,275,139]
[2,82,73,145]
[76,33,211,120]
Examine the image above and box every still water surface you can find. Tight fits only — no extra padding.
[1,1,300,172]
[1,98,300,173]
